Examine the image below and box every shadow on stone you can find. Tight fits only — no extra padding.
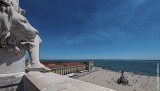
[0,48,25,74]
[0,48,25,66]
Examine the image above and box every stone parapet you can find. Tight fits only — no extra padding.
[24,71,116,91]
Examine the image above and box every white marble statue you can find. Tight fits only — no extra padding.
[0,0,50,71]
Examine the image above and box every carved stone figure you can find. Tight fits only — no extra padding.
[0,0,50,71]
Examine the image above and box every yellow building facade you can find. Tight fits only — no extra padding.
[52,65,86,75]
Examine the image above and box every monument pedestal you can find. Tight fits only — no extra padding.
[0,48,25,90]
[0,48,25,74]
[0,72,25,91]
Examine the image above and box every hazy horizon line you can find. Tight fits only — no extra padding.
[38,58,160,61]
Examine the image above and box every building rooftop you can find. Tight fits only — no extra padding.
[41,61,85,69]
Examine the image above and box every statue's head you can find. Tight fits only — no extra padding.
[0,0,38,53]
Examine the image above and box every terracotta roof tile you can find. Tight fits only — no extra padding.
[41,61,85,68]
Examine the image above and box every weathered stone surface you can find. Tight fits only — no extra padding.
[0,48,25,74]
[0,72,24,87]
[24,72,116,91]
[0,72,25,91]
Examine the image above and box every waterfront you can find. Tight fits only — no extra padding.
[39,59,160,91]
[42,60,160,76]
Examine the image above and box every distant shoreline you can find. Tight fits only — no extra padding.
[107,69,158,77]
[94,66,159,77]
[39,59,160,61]
[38,60,160,76]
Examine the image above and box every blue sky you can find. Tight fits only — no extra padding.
[20,0,160,60]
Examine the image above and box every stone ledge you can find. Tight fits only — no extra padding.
[24,71,116,91]
[0,72,25,87]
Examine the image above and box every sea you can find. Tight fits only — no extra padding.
[42,59,160,76]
